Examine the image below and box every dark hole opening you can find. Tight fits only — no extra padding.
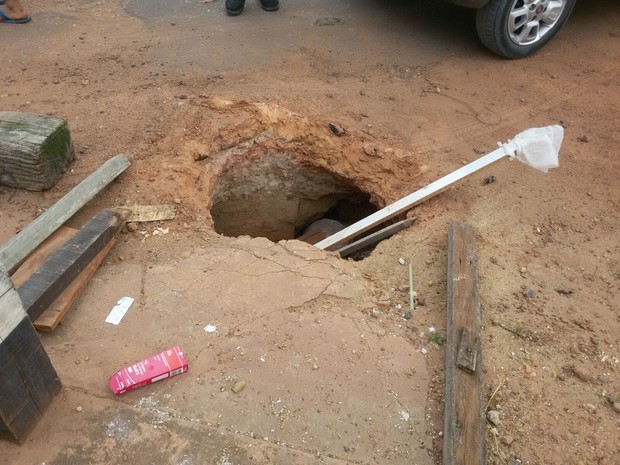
[210,153,381,256]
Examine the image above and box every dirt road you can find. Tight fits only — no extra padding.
[1,1,619,464]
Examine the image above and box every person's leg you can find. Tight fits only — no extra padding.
[225,0,245,16]
[259,0,279,12]
[0,0,31,23]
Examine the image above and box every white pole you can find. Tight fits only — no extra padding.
[315,146,510,250]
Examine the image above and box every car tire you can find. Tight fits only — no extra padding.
[476,0,576,58]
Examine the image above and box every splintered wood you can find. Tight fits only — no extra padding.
[443,221,486,465]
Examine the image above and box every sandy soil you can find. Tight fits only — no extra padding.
[1,1,619,464]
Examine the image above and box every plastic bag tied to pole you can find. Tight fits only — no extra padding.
[501,125,564,173]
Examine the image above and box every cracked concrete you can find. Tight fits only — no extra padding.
[1,235,432,465]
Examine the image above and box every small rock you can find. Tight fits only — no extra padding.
[487,410,501,426]
[483,175,496,185]
[398,258,406,265]
[174,198,182,204]
[597,373,610,384]
[520,267,527,274]
[577,135,590,143]
[509,460,522,465]
[523,362,536,378]
[370,309,381,318]
[76,406,83,412]
[523,288,536,298]
[501,434,514,445]
[126,222,138,232]
[328,123,345,136]
[363,144,378,157]
[573,366,596,383]
[312,364,319,370]
[585,403,597,414]
[231,380,247,393]
[612,402,620,413]
[490,427,499,437]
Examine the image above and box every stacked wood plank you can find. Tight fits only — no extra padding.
[17,209,123,322]
[0,112,74,191]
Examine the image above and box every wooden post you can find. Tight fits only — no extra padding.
[443,221,486,465]
[0,154,130,274]
[0,111,74,191]
[0,265,61,443]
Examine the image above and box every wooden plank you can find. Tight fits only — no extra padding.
[0,154,130,274]
[11,226,78,288]
[443,221,485,465]
[0,276,60,442]
[0,288,27,341]
[35,240,114,331]
[0,265,12,297]
[10,225,114,330]
[120,204,176,222]
[0,317,61,442]
[315,147,508,250]
[17,210,123,322]
[335,218,415,257]
[0,111,74,191]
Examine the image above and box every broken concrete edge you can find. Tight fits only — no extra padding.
[0,154,130,274]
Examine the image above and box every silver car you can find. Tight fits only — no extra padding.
[447,0,577,58]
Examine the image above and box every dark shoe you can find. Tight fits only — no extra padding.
[226,0,245,16]
[259,0,279,11]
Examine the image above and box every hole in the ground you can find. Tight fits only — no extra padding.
[211,152,379,247]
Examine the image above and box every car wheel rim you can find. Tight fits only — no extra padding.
[507,0,567,46]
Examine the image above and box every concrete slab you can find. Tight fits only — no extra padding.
[0,237,432,465]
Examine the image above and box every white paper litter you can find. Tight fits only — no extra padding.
[105,296,135,325]
[203,324,217,333]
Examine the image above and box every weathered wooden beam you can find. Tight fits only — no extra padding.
[17,210,123,322]
[11,227,115,331]
[443,221,485,465]
[0,154,130,274]
[335,218,415,257]
[1,265,61,443]
[0,111,74,191]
